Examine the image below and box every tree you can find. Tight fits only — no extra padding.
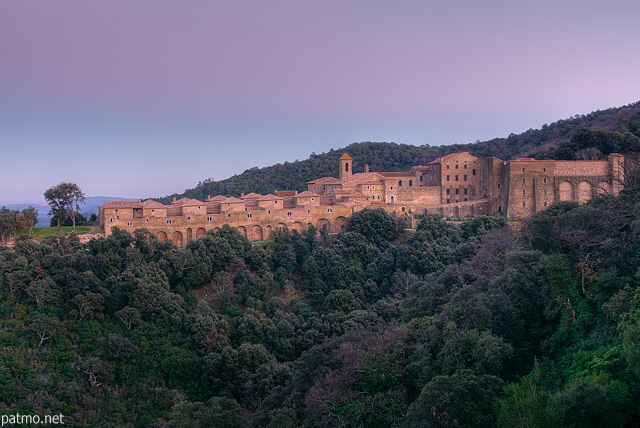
[0,207,18,244]
[44,182,85,230]
[21,206,38,236]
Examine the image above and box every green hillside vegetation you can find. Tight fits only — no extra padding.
[158,101,640,202]
[2,172,640,425]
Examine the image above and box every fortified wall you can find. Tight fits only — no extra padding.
[100,152,624,245]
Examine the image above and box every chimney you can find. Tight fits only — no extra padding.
[173,197,176,202]
[364,164,370,173]
[241,192,245,197]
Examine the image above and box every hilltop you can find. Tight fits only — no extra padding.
[158,101,640,203]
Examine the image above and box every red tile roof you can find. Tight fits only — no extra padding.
[142,200,166,208]
[275,190,298,197]
[296,191,321,197]
[259,194,285,201]
[307,176,336,184]
[340,153,353,160]
[241,192,262,199]
[103,200,142,208]
[222,197,245,204]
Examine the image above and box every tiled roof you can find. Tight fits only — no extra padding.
[222,197,245,204]
[341,172,381,183]
[142,199,166,208]
[275,190,298,197]
[103,200,142,208]
[207,195,227,202]
[259,194,284,201]
[340,153,353,160]
[296,191,321,197]
[307,176,336,184]
[242,192,262,199]
[379,171,413,177]
[429,151,471,164]
[171,197,192,205]
[181,198,204,206]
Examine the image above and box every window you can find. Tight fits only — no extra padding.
[328,208,333,213]
[399,180,403,187]
[345,163,349,172]
[308,209,311,213]
[455,175,459,181]
[455,188,459,195]
[464,198,468,201]
[498,206,502,213]
[544,189,547,196]
[464,188,468,195]
[544,201,548,207]
[446,175,450,181]
[207,216,212,221]
[311,198,315,201]
[109,218,113,223]
[127,221,133,226]
[522,189,526,195]
[446,164,450,169]
[115,209,118,212]
[522,168,525,172]
[146,218,149,223]
[390,186,394,190]
[268,210,271,214]
[166,219,172,225]
[543,168,546,172]
[464,175,467,181]
[447,198,450,203]
[367,186,370,189]
[464,164,468,169]
[543,177,547,183]
[401,206,406,211]
[377,195,380,199]
[446,188,451,195]
[227,214,231,217]
[287,211,292,216]
[455,164,459,169]
[187,216,191,220]
[247,213,252,218]
[409,180,413,186]
[522,201,526,207]
[116,215,120,219]
[472,169,476,175]
[522,177,526,184]
[390,196,395,203]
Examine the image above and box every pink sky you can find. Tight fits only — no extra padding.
[1,0,639,203]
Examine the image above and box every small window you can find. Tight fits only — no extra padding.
[544,201,548,207]
[399,180,403,187]
[307,209,311,213]
[377,195,380,199]
[455,164,459,169]
[446,164,450,169]
[464,188,468,195]
[109,218,113,223]
[287,211,292,216]
[544,189,547,196]
[543,177,547,184]
[464,164,468,169]
[247,213,252,218]
[116,215,120,219]
[115,209,118,212]
[522,177,526,184]
[472,169,476,176]
[464,198,468,201]
[127,221,133,226]
[166,219,172,225]
[543,168,546,172]
[464,175,467,181]
[455,175,459,181]
[498,205,502,213]
[367,186,370,189]
[146,218,149,223]
[522,201,526,207]
[390,186,394,190]
[401,206,406,211]
[522,168,525,172]
[268,210,271,214]
[152,209,155,212]
[207,216,212,221]
[409,180,413,186]
[312,198,315,201]
[328,208,333,213]
[455,188,459,195]
[447,198,450,203]
[522,189,526,195]
[446,175,450,181]
[446,188,451,195]
[187,216,191,220]
[227,214,231,217]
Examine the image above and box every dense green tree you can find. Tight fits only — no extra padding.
[44,182,86,230]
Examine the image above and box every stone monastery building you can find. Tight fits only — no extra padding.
[101,152,624,246]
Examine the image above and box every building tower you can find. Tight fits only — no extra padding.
[339,153,353,180]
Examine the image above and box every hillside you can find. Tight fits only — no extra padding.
[158,101,640,203]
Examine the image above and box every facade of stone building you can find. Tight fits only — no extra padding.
[100,151,624,245]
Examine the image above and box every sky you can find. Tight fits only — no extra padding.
[1,0,639,204]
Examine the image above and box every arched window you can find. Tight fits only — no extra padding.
[345,163,349,172]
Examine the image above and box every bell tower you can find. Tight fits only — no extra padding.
[339,153,353,180]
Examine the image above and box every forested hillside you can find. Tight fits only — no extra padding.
[2,175,640,426]
[158,101,640,202]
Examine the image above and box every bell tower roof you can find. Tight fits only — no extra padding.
[340,153,353,160]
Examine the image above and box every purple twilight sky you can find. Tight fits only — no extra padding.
[1,0,639,204]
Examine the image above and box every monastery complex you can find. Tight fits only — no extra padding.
[100,151,624,246]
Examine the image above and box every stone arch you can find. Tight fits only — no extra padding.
[237,226,247,238]
[597,181,612,196]
[265,225,273,238]
[171,231,183,246]
[577,181,593,204]
[213,227,220,234]
[156,231,168,242]
[334,216,347,232]
[559,181,574,201]
[251,225,263,241]
[186,228,193,243]
[196,227,206,239]
[317,218,330,233]
[276,222,287,231]
[292,222,304,233]
[307,222,313,230]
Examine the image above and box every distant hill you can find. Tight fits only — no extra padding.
[158,101,640,203]
[4,196,134,228]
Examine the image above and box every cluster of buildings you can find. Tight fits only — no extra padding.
[100,151,624,245]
